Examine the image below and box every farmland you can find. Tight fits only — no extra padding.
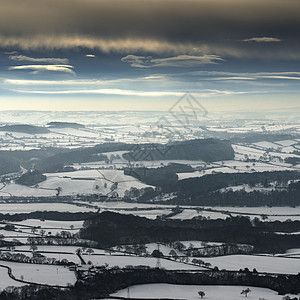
[111,283,296,300]
[0,111,299,298]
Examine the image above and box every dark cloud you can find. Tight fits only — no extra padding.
[0,0,299,57]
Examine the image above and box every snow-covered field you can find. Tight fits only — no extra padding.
[233,144,300,161]
[170,209,228,220]
[178,241,223,248]
[0,229,32,238]
[0,266,26,291]
[13,219,84,232]
[106,209,172,219]
[144,243,184,256]
[82,254,203,270]
[177,159,297,180]
[0,219,85,237]
[198,206,300,221]
[0,260,76,286]
[13,245,104,254]
[111,283,296,300]
[276,248,300,258]
[202,254,300,274]
[0,169,151,198]
[0,203,95,214]
[95,201,173,210]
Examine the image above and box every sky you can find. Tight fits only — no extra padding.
[0,0,300,112]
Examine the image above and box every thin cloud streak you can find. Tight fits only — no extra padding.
[256,76,300,80]
[10,88,247,97]
[242,37,281,43]
[13,88,183,97]
[8,64,75,74]
[121,54,224,68]
[9,55,69,64]
[173,71,300,80]
[3,76,165,86]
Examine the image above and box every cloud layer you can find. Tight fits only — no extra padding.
[0,0,299,58]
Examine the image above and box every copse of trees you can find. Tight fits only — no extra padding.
[79,212,300,252]
[123,139,234,162]
[16,170,46,186]
[124,166,179,186]
[166,171,300,196]
[169,188,300,207]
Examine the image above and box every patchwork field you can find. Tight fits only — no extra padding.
[202,254,300,274]
[0,260,76,286]
[111,283,298,300]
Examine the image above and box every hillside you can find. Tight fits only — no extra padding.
[0,124,49,134]
[47,121,85,129]
[0,156,20,175]
[123,139,234,162]
[168,170,300,195]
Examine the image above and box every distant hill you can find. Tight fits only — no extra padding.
[0,124,49,134]
[0,143,130,175]
[34,143,131,172]
[47,122,85,129]
[0,139,233,176]
[231,133,298,144]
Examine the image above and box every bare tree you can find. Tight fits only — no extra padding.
[241,288,251,297]
[86,248,94,255]
[198,291,205,298]
[30,244,38,252]
[31,227,37,234]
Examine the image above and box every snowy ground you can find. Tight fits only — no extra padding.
[276,248,300,258]
[0,169,151,198]
[105,208,172,219]
[111,283,297,300]
[178,241,223,248]
[0,260,76,286]
[0,219,84,239]
[82,254,204,270]
[197,206,300,221]
[143,243,184,256]
[13,219,84,232]
[0,266,26,291]
[170,209,228,220]
[202,254,300,274]
[0,202,96,214]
